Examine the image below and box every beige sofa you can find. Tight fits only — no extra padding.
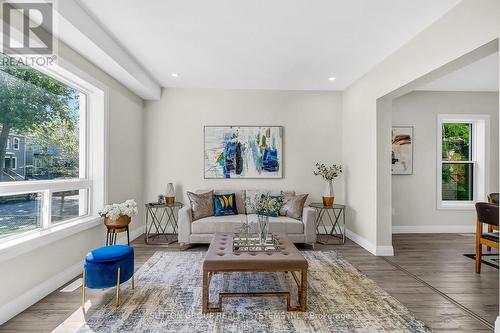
[178,190,317,246]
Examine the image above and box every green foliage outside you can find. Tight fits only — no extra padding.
[441,123,473,201]
[0,53,80,181]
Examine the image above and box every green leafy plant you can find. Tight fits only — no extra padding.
[0,53,79,180]
[313,163,342,181]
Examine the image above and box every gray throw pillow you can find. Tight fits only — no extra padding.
[187,191,214,221]
[280,193,308,219]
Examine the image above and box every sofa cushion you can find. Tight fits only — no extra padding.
[197,189,246,214]
[191,214,248,234]
[280,193,308,219]
[187,191,214,221]
[213,193,238,216]
[247,214,304,234]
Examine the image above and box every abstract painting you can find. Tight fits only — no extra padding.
[204,126,283,178]
[392,126,413,175]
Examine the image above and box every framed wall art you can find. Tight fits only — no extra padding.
[204,126,283,179]
[392,126,413,175]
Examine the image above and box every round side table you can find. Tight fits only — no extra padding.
[309,202,346,245]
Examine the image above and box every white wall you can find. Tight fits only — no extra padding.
[392,91,499,232]
[144,88,343,205]
[0,41,144,321]
[342,0,500,254]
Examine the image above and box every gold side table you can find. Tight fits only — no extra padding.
[309,202,346,245]
[144,202,183,245]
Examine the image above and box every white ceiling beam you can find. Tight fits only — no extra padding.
[53,0,161,100]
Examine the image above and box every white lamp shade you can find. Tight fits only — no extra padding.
[166,183,175,197]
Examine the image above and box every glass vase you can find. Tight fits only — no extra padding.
[323,179,334,207]
[257,214,269,244]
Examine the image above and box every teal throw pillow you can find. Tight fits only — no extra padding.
[257,194,283,217]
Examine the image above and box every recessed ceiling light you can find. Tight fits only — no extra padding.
[171,73,179,78]
[328,77,336,81]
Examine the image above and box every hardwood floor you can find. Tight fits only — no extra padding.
[0,233,497,332]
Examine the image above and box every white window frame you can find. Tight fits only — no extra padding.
[12,137,20,150]
[437,114,489,210]
[6,138,10,150]
[0,56,108,254]
[11,156,17,170]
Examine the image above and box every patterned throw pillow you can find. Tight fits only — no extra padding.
[246,190,295,214]
[280,193,308,219]
[213,193,238,216]
[257,195,283,217]
[187,191,214,221]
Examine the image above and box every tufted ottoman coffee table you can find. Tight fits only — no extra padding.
[202,232,308,313]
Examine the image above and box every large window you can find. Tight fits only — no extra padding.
[437,115,488,209]
[0,53,90,240]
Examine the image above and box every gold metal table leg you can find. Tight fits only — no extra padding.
[81,267,86,307]
[116,267,121,306]
[202,270,308,312]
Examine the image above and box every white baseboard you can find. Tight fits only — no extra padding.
[375,246,395,256]
[392,225,475,234]
[346,229,394,256]
[495,316,500,333]
[0,226,144,325]
[0,261,82,325]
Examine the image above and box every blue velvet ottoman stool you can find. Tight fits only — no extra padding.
[82,245,134,306]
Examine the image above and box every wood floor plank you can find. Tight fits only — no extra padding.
[0,233,497,332]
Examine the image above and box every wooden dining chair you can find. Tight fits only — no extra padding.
[488,193,499,204]
[486,193,499,251]
[475,202,499,273]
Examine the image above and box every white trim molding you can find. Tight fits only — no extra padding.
[346,229,394,256]
[392,224,476,234]
[0,216,102,264]
[0,260,82,325]
[495,316,500,333]
[437,114,490,210]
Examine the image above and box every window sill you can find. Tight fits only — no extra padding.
[438,203,475,211]
[0,216,102,264]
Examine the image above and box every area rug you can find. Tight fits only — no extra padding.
[78,251,431,333]
[464,253,499,269]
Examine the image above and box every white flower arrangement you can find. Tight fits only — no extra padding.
[246,193,284,217]
[99,199,138,221]
[313,163,342,181]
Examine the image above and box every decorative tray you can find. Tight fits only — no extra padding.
[233,233,280,252]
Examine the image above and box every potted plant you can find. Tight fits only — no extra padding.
[246,194,285,244]
[313,163,342,207]
[99,199,138,229]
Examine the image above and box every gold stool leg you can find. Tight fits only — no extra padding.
[116,267,121,306]
[81,267,86,307]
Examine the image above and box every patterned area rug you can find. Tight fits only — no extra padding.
[78,251,431,333]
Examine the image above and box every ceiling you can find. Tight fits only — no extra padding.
[77,0,461,91]
[417,52,499,91]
